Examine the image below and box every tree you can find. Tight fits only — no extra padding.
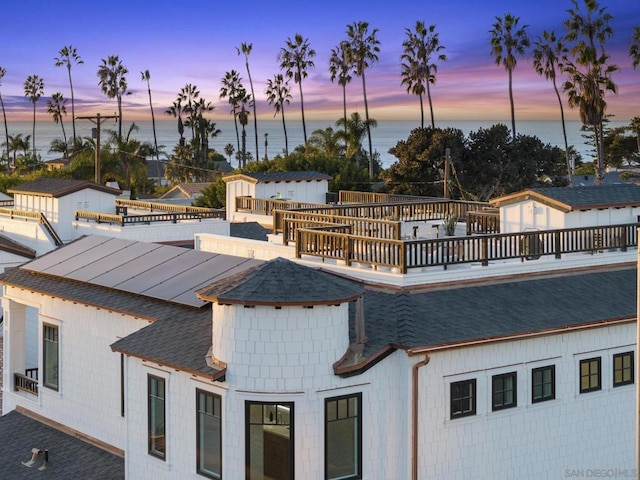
[265,74,292,156]
[629,116,640,156]
[308,127,342,159]
[4,133,31,167]
[345,21,380,179]
[630,26,640,69]
[562,0,618,185]
[224,143,235,163]
[141,70,161,184]
[277,33,316,144]
[238,96,251,168]
[0,67,9,166]
[489,13,530,141]
[329,41,352,144]
[24,74,45,157]
[54,46,83,147]
[47,92,68,152]
[165,98,186,146]
[401,21,446,129]
[237,43,259,160]
[532,30,571,183]
[220,70,245,152]
[336,112,377,162]
[383,127,466,197]
[97,55,129,141]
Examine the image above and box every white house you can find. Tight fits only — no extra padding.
[490,184,640,233]
[0,230,635,479]
[224,171,331,223]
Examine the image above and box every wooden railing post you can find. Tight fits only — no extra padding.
[481,237,489,266]
[554,231,562,259]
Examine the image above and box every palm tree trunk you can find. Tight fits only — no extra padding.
[508,68,516,141]
[552,76,571,186]
[426,83,435,129]
[246,63,259,161]
[281,104,289,156]
[0,94,8,166]
[595,122,604,185]
[32,102,36,157]
[342,84,348,152]
[419,92,425,129]
[146,84,161,185]
[117,96,123,142]
[298,77,307,144]
[68,66,77,147]
[232,106,240,152]
[361,73,374,180]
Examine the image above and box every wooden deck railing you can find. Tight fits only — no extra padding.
[338,190,441,204]
[14,368,38,396]
[115,199,225,217]
[75,210,224,226]
[295,223,638,273]
[0,208,64,246]
[466,208,500,235]
[235,196,326,216]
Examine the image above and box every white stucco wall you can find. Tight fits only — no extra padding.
[418,323,636,479]
[0,220,57,256]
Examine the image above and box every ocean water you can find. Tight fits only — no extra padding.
[3,119,628,170]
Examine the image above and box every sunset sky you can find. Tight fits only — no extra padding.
[1,0,638,124]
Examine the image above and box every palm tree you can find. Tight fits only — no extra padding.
[4,133,30,167]
[329,41,352,146]
[220,70,244,152]
[224,143,235,163]
[277,33,316,144]
[141,70,162,184]
[24,74,44,157]
[630,26,640,69]
[562,0,618,185]
[47,92,68,151]
[308,127,342,159]
[265,74,292,156]
[165,98,186,146]
[237,43,259,160]
[238,96,251,168]
[336,111,377,161]
[97,55,129,141]
[533,30,571,183]
[401,22,446,129]
[490,13,530,141]
[345,21,380,179]
[54,46,83,147]
[0,67,9,165]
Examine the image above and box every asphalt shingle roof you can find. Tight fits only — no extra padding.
[0,234,36,259]
[196,257,364,306]
[355,266,637,356]
[230,222,270,241]
[8,178,121,198]
[0,411,123,479]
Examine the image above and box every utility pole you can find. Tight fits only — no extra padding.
[444,148,451,199]
[76,113,118,184]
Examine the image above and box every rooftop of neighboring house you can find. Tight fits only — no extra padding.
[490,184,640,211]
[0,234,36,260]
[160,182,212,200]
[222,171,332,184]
[8,178,121,198]
[0,409,124,479]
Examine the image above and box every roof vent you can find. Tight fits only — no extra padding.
[21,448,42,467]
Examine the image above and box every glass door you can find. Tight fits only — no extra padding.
[246,402,294,480]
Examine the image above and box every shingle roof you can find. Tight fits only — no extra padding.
[8,178,121,198]
[0,410,124,479]
[230,222,270,241]
[197,257,364,306]
[161,182,212,199]
[0,233,36,259]
[355,266,636,357]
[490,184,640,211]
[223,171,332,184]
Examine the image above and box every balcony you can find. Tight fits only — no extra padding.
[14,368,38,396]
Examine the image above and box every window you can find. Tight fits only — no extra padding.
[613,352,634,387]
[246,402,294,480]
[148,375,166,459]
[492,372,517,411]
[325,393,362,480]
[450,379,476,419]
[580,357,601,393]
[197,390,222,479]
[532,365,555,403]
[43,324,59,390]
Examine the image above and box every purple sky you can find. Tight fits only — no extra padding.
[1,0,638,124]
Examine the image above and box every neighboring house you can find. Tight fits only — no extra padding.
[0,234,36,273]
[490,184,640,233]
[160,182,212,204]
[1,231,636,479]
[224,171,331,223]
[43,157,72,172]
[146,159,169,187]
